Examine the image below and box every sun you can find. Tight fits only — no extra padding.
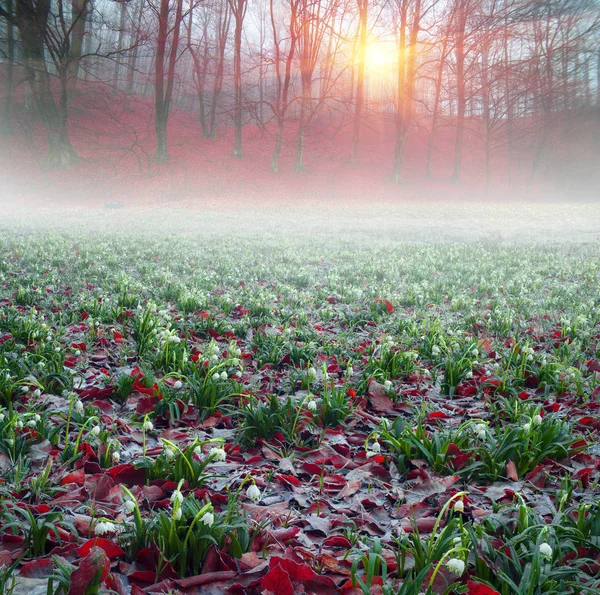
[365,42,396,71]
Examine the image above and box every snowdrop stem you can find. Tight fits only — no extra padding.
[183,502,213,551]
[428,492,467,552]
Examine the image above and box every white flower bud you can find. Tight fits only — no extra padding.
[143,420,154,431]
[539,542,552,561]
[208,447,227,462]
[90,425,101,437]
[446,558,465,576]
[173,380,183,390]
[246,484,261,501]
[201,512,215,527]
[307,400,317,411]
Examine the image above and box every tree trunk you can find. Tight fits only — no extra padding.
[112,0,128,95]
[230,0,246,158]
[67,0,89,103]
[426,34,449,179]
[351,0,367,161]
[452,0,467,182]
[1,0,14,135]
[15,0,77,167]
[125,0,145,111]
[154,0,184,161]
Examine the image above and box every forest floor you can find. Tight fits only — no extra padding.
[0,225,599,595]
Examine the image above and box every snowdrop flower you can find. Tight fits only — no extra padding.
[112,451,121,464]
[446,558,465,576]
[173,380,183,390]
[95,521,121,535]
[307,367,317,378]
[164,447,176,460]
[307,400,317,411]
[201,512,215,527]
[212,373,220,382]
[533,414,542,425]
[27,420,37,428]
[34,414,41,422]
[173,507,182,520]
[220,371,227,380]
[453,500,465,513]
[170,490,184,505]
[346,366,354,376]
[367,441,381,458]
[90,425,101,437]
[472,349,479,357]
[33,389,41,398]
[75,400,84,412]
[208,447,227,462]
[123,499,136,514]
[21,386,29,394]
[539,542,553,561]
[474,423,487,440]
[384,380,392,391]
[432,345,440,355]
[16,420,24,429]
[143,420,154,431]
[246,484,261,501]
[465,371,473,379]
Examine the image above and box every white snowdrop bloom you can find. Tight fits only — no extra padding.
[90,425,101,437]
[346,366,354,376]
[208,447,227,462]
[173,507,182,520]
[75,400,84,412]
[16,420,24,429]
[446,558,465,576]
[235,371,243,378]
[6,439,14,446]
[523,423,531,433]
[170,490,184,505]
[33,389,41,398]
[201,512,215,527]
[123,499,136,513]
[112,451,121,463]
[212,373,220,382]
[307,367,317,378]
[220,371,227,380]
[234,348,242,357]
[539,543,553,561]
[307,400,317,411]
[384,380,392,391]
[453,536,462,546]
[27,420,37,428]
[246,484,261,501]
[210,355,219,364]
[95,521,120,535]
[34,414,41,422]
[164,447,176,460]
[366,441,381,458]
[21,386,29,394]
[173,380,183,390]
[453,500,464,513]
[472,349,479,357]
[527,354,534,361]
[143,420,154,431]
[432,345,440,355]
[533,414,543,425]
[465,371,473,379]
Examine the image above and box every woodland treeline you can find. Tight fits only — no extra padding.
[0,0,599,187]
